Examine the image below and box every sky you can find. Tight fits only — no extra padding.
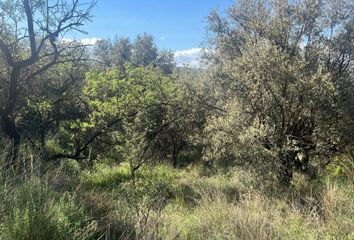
[70,0,232,67]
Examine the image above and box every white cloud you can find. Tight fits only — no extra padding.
[80,37,101,45]
[174,48,202,68]
[159,36,166,40]
[59,37,101,45]
[60,38,75,43]
[174,48,201,58]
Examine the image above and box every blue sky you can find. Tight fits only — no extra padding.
[70,0,232,66]
[80,0,231,50]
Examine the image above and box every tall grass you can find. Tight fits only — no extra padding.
[0,178,98,240]
[0,148,353,239]
[0,151,97,240]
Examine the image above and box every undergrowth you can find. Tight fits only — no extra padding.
[0,152,353,239]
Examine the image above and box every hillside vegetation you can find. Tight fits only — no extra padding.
[0,0,353,239]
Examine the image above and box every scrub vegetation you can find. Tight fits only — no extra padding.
[0,0,353,239]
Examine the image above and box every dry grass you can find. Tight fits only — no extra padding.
[0,153,353,240]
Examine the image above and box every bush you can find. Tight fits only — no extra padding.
[328,149,354,182]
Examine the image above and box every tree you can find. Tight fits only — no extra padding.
[93,39,113,69]
[21,61,89,157]
[111,37,132,70]
[80,65,179,169]
[132,33,158,67]
[0,0,95,169]
[93,34,176,74]
[206,0,354,185]
[155,50,176,74]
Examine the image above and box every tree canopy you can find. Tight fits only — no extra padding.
[205,0,354,184]
[0,0,353,185]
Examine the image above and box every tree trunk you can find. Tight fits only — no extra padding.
[172,143,178,168]
[277,150,296,187]
[0,113,21,170]
[0,66,21,170]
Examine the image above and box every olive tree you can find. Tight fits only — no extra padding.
[206,0,354,185]
[94,34,175,74]
[0,0,95,169]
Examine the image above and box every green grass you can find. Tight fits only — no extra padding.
[81,162,132,189]
[0,158,353,240]
[0,178,97,240]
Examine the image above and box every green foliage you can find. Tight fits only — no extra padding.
[131,33,159,67]
[0,0,95,168]
[84,64,176,122]
[206,0,354,184]
[203,100,275,170]
[0,0,353,239]
[93,34,175,73]
[328,149,354,182]
[81,64,180,164]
